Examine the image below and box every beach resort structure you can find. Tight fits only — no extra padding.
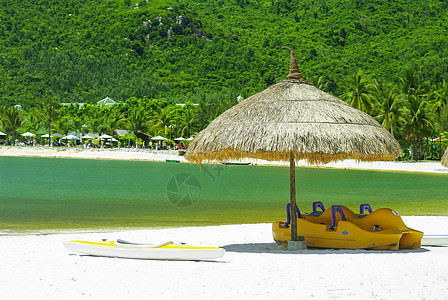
[97,97,117,106]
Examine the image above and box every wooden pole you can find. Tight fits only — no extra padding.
[290,151,298,241]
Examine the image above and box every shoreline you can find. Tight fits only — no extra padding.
[1,145,448,174]
[2,216,448,237]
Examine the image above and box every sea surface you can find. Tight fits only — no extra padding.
[1,156,447,234]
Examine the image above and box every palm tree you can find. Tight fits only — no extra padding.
[0,105,13,144]
[176,106,196,138]
[151,106,174,136]
[404,94,434,160]
[121,106,148,135]
[55,116,75,136]
[23,107,42,135]
[0,105,6,139]
[106,105,125,135]
[310,75,329,91]
[429,79,448,117]
[371,80,404,138]
[399,69,420,97]
[70,116,84,138]
[102,118,120,136]
[1,106,26,145]
[341,69,373,113]
[88,118,103,136]
[38,98,61,146]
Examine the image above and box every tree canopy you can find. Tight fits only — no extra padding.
[1,0,447,107]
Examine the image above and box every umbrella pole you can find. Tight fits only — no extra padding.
[290,151,298,241]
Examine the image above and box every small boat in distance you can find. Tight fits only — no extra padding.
[223,162,251,165]
[63,239,226,260]
[165,159,180,163]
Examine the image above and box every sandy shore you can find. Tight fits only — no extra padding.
[1,145,448,174]
[1,217,447,299]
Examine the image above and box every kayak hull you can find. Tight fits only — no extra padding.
[273,206,423,250]
[421,235,448,246]
[63,240,226,260]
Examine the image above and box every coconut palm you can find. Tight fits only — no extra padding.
[399,69,420,97]
[22,107,42,135]
[341,69,373,113]
[55,116,75,136]
[176,105,196,138]
[121,106,148,135]
[1,106,26,145]
[88,117,103,136]
[69,116,85,138]
[371,80,405,138]
[151,106,174,136]
[429,79,448,116]
[404,94,434,160]
[310,75,329,91]
[0,105,6,136]
[38,98,61,146]
[102,118,120,136]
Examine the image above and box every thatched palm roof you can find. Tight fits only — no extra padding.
[442,147,448,168]
[185,48,402,165]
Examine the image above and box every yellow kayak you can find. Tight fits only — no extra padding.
[273,202,423,250]
[63,239,226,260]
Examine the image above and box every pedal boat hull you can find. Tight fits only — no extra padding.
[63,240,226,260]
[273,207,423,250]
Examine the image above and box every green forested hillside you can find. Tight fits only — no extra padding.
[1,0,447,107]
[1,0,448,160]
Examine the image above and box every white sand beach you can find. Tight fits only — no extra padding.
[1,217,447,299]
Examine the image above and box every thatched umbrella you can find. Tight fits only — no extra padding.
[442,148,448,168]
[185,47,402,245]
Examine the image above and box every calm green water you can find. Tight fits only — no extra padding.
[0,156,447,233]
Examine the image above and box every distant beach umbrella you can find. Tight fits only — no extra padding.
[99,134,113,139]
[82,134,94,139]
[185,47,402,244]
[0,131,6,136]
[174,137,186,141]
[442,148,448,168]
[41,134,51,138]
[51,133,64,137]
[186,137,194,141]
[152,135,167,141]
[20,132,35,137]
[63,134,79,140]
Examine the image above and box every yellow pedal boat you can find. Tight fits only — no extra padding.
[273,202,423,250]
[63,239,226,260]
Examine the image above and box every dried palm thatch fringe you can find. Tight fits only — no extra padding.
[442,148,448,168]
[185,48,402,165]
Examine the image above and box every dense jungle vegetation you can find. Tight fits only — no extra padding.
[1,0,448,159]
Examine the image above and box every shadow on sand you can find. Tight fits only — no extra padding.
[222,243,430,255]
